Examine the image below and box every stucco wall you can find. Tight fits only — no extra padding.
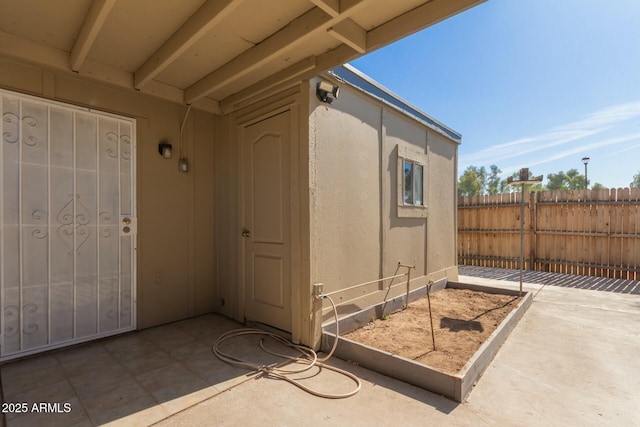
[383,111,427,275]
[211,113,238,322]
[0,57,216,329]
[309,76,458,313]
[310,87,382,293]
[426,131,458,275]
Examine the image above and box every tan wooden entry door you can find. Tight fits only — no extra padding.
[242,111,291,332]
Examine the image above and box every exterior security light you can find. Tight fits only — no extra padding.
[316,80,340,104]
[158,142,172,159]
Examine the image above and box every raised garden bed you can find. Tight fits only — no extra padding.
[321,281,532,402]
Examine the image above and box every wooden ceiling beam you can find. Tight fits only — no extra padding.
[367,0,486,52]
[0,31,220,114]
[70,0,117,72]
[220,56,317,113]
[218,0,487,113]
[184,0,368,104]
[220,44,358,113]
[309,0,340,17]
[185,7,330,104]
[134,0,242,89]
[328,18,366,53]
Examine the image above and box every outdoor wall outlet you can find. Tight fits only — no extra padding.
[179,158,189,173]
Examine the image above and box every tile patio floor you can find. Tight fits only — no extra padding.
[1,268,638,426]
[0,314,272,426]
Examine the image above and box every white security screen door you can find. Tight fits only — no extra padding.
[0,89,136,361]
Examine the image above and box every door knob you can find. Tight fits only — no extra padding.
[242,229,251,238]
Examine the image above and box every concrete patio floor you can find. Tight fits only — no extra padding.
[1,268,639,426]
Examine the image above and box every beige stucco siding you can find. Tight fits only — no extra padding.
[0,57,217,329]
[310,88,382,295]
[211,113,238,321]
[426,130,458,277]
[309,76,458,313]
[382,110,427,275]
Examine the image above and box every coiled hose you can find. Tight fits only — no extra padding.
[212,295,361,399]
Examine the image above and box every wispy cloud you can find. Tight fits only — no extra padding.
[460,100,640,167]
[501,132,640,174]
[602,143,640,158]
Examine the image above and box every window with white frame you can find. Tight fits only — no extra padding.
[403,159,424,206]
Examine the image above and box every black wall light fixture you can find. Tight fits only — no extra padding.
[158,142,172,159]
[316,80,340,104]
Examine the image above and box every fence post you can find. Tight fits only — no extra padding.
[529,190,536,270]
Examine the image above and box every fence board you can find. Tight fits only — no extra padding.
[609,188,615,275]
[567,190,576,275]
[595,189,608,277]
[632,188,640,279]
[621,188,631,279]
[458,188,640,280]
[529,191,536,270]
[587,195,599,276]
[574,190,585,275]
[541,191,552,272]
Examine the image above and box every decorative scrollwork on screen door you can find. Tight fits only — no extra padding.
[55,194,98,255]
[1,113,40,146]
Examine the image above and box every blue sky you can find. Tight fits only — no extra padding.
[350,0,640,189]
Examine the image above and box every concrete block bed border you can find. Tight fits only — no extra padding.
[321,281,533,402]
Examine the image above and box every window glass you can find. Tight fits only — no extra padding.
[403,160,413,204]
[414,163,423,205]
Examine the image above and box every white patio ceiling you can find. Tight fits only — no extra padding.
[0,0,484,114]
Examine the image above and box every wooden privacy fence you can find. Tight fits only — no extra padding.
[458,188,640,280]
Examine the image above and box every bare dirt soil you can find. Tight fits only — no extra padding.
[343,288,521,374]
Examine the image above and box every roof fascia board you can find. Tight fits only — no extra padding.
[367,0,486,52]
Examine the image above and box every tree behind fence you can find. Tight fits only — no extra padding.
[458,188,640,280]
